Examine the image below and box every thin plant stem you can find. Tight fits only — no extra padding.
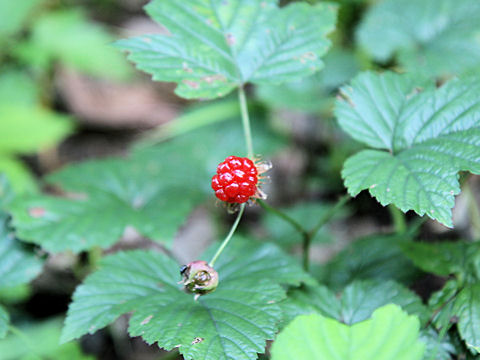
[258,194,349,272]
[208,87,255,267]
[209,204,245,267]
[238,86,254,159]
[257,199,307,237]
[388,205,407,233]
[303,194,350,271]
[308,194,350,238]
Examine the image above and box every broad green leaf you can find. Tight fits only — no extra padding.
[10,117,283,253]
[0,70,72,192]
[0,318,94,360]
[61,242,307,360]
[420,328,456,360]
[0,156,37,193]
[201,237,313,287]
[282,280,426,328]
[117,0,337,99]
[339,280,428,325]
[0,174,16,209]
[0,70,38,106]
[428,280,458,331]
[0,213,43,291]
[257,48,360,112]
[357,0,480,77]
[336,72,480,227]
[9,159,203,253]
[0,305,8,339]
[452,283,480,353]
[318,233,418,290]
[0,106,72,154]
[271,304,425,360]
[281,283,341,327]
[401,241,480,279]
[0,0,43,36]
[25,9,131,79]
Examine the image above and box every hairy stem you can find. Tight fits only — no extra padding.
[238,86,254,159]
[209,204,245,267]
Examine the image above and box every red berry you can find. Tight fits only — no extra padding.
[211,156,258,203]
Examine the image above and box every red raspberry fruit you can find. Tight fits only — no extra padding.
[211,156,258,204]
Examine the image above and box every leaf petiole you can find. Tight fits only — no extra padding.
[209,203,245,267]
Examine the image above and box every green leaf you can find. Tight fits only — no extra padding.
[61,241,306,360]
[357,0,480,77]
[401,241,480,279]
[339,280,428,325]
[0,106,72,154]
[283,280,427,328]
[281,283,341,327]
[0,214,43,291]
[256,48,360,112]
[428,280,458,331]
[0,305,8,339]
[271,304,425,360]
[0,174,16,209]
[0,70,38,106]
[0,70,72,192]
[10,116,283,253]
[453,283,480,353]
[25,9,131,79]
[336,72,480,227]
[9,159,203,253]
[0,156,37,194]
[0,318,94,360]
[420,328,456,360]
[117,0,337,99]
[318,233,418,290]
[0,0,43,36]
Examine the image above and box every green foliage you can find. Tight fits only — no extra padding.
[0,70,72,192]
[257,48,360,112]
[18,9,131,79]
[0,215,43,291]
[357,0,480,77]
[10,114,283,253]
[0,211,44,338]
[271,304,425,360]
[61,241,308,360]
[336,71,480,227]
[452,284,480,354]
[262,202,341,247]
[0,305,8,339]
[401,241,480,279]
[420,328,456,360]
[282,279,426,327]
[117,0,337,99]
[0,0,43,37]
[0,318,93,360]
[318,233,418,290]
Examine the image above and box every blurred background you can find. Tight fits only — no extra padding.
[0,0,479,359]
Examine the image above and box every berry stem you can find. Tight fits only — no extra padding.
[209,203,246,267]
[238,86,254,159]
